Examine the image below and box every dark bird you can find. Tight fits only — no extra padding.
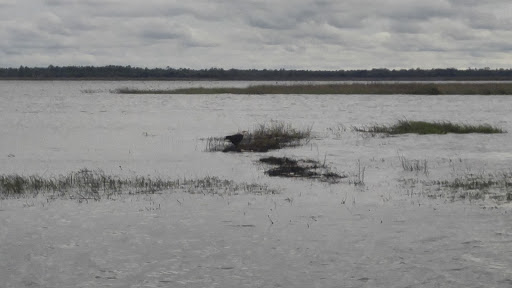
[225,131,247,146]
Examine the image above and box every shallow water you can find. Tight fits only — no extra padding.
[1,81,511,287]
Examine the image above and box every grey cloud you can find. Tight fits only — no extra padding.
[135,20,187,40]
[465,12,511,30]
[141,30,182,41]
[379,1,454,21]
[241,1,334,30]
[0,0,16,7]
[44,0,68,5]
[37,13,72,36]
[245,10,306,30]
[389,21,424,34]
[1,0,512,69]
[325,13,368,30]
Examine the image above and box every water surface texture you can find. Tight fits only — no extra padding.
[1,81,511,287]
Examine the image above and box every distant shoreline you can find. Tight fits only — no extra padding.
[2,66,512,81]
[2,77,512,82]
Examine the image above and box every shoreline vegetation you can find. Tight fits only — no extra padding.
[2,66,512,81]
[114,83,512,95]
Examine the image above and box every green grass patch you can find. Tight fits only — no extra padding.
[205,121,312,152]
[114,83,512,95]
[355,120,505,135]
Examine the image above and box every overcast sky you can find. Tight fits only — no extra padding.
[1,0,511,69]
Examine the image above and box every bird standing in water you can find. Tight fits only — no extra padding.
[225,131,247,146]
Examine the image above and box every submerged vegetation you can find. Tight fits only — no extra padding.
[423,172,512,202]
[355,120,505,135]
[398,155,429,175]
[205,121,312,152]
[259,156,344,183]
[114,83,512,95]
[0,169,277,200]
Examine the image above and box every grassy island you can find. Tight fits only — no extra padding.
[355,120,505,135]
[114,83,512,95]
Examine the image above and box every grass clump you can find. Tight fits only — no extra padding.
[355,120,505,135]
[245,122,312,151]
[0,175,27,194]
[205,121,312,152]
[259,156,344,183]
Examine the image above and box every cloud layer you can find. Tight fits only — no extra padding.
[1,0,511,69]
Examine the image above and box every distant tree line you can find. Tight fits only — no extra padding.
[1,65,512,80]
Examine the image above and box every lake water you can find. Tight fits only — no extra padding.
[1,81,511,287]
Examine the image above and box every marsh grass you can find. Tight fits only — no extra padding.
[349,159,366,186]
[81,89,101,94]
[326,123,347,138]
[204,136,227,152]
[114,83,512,95]
[259,156,344,183]
[245,122,312,151]
[432,172,512,202]
[398,154,429,175]
[401,171,512,202]
[205,121,312,152]
[355,120,505,135]
[0,169,277,200]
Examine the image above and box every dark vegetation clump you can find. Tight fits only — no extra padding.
[205,121,312,152]
[260,156,298,166]
[259,156,345,183]
[355,120,505,135]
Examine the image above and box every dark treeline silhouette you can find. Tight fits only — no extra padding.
[1,65,512,80]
